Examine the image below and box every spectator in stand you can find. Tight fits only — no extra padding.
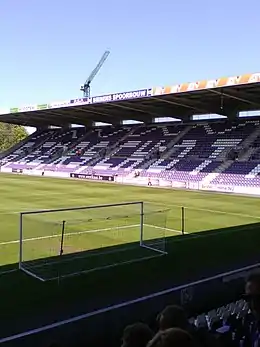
[244,273,260,346]
[245,273,260,320]
[158,305,188,331]
[157,148,160,159]
[147,328,196,347]
[121,322,153,347]
[157,305,218,347]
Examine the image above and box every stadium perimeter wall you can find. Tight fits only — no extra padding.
[2,263,260,347]
[1,167,260,196]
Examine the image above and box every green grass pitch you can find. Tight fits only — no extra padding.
[0,173,260,271]
[0,172,260,341]
[0,175,260,266]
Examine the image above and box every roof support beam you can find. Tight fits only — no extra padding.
[123,101,183,119]
[152,96,211,114]
[109,102,160,119]
[114,101,164,118]
[108,119,122,125]
[180,113,193,122]
[73,120,94,127]
[209,89,260,109]
[101,104,152,123]
[74,106,123,122]
[36,111,72,127]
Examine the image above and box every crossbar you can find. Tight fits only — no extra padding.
[20,201,143,215]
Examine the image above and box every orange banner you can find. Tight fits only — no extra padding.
[152,72,260,96]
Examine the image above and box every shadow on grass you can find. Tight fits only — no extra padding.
[1,220,260,282]
[172,220,260,243]
[12,219,260,281]
[20,241,163,281]
[0,221,260,343]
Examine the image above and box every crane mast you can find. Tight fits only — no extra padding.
[80,50,110,98]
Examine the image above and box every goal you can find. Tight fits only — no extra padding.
[19,202,169,281]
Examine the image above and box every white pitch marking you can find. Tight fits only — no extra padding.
[146,201,260,220]
[143,223,184,234]
[0,224,140,247]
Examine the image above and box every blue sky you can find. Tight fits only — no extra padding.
[0,0,260,111]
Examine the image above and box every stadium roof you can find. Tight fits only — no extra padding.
[1,72,260,127]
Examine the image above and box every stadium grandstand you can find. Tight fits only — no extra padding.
[1,73,260,193]
[1,72,260,347]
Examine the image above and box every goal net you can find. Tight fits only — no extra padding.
[19,202,169,281]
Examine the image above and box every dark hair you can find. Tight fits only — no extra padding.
[158,305,188,330]
[122,322,154,347]
[247,273,260,284]
[148,328,195,347]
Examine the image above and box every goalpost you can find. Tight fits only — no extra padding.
[19,202,170,281]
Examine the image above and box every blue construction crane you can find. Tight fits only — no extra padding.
[80,50,110,98]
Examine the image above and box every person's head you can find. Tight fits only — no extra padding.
[158,305,188,331]
[121,322,154,347]
[245,273,260,319]
[147,328,195,347]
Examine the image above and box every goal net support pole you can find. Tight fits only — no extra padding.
[140,201,144,247]
[19,212,23,270]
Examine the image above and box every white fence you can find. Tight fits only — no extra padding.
[1,166,260,196]
[114,175,260,196]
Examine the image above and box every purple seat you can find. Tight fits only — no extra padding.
[1,118,260,189]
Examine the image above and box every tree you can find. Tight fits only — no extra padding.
[0,122,28,152]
